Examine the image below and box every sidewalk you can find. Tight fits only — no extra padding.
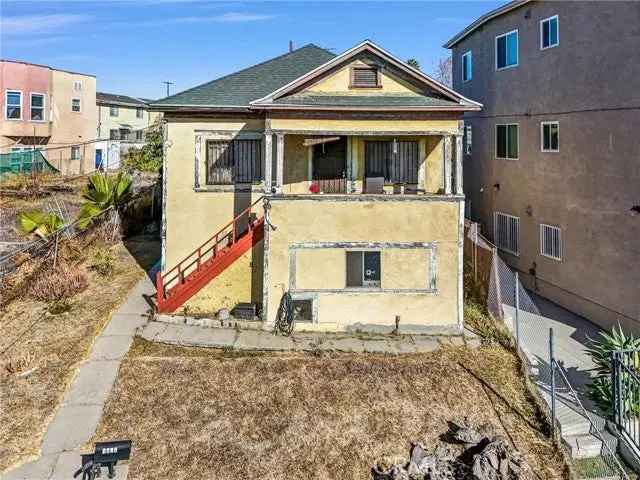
[3,276,154,480]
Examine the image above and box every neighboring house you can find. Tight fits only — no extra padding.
[96,92,158,168]
[151,40,482,333]
[446,1,640,331]
[0,59,97,175]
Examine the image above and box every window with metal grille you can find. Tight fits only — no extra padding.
[494,212,520,255]
[364,140,418,184]
[72,98,81,113]
[110,129,119,140]
[351,67,379,88]
[346,251,381,288]
[540,224,562,261]
[206,139,263,185]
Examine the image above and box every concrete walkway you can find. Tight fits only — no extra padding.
[503,293,616,460]
[141,320,481,354]
[3,276,155,480]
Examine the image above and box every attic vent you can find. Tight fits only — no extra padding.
[351,66,380,88]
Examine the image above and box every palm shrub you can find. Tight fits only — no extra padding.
[77,172,132,239]
[585,325,640,418]
[17,211,64,238]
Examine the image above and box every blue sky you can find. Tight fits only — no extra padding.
[1,1,503,100]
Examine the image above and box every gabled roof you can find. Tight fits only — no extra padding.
[97,92,148,107]
[150,44,336,110]
[444,0,531,49]
[251,40,482,111]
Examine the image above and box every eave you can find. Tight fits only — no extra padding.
[250,104,482,112]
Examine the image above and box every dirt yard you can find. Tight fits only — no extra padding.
[91,340,570,480]
[0,235,159,472]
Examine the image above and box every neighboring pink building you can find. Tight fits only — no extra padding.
[0,59,97,175]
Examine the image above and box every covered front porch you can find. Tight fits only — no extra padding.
[263,126,464,197]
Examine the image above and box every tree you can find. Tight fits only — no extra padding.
[123,117,163,172]
[432,56,453,87]
[406,58,420,70]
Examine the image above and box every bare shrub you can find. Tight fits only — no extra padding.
[28,265,88,302]
[90,247,116,277]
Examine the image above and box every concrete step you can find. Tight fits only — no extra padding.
[565,431,618,459]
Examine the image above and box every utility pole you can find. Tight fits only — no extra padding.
[162,81,174,97]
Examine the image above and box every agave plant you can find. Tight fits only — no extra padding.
[77,172,132,230]
[586,325,640,418]
[17,211,64,238]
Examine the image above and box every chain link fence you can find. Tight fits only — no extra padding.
[465,220,633,479]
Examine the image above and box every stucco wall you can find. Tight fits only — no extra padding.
[263,198,462,332]
[451,1,640,331]
[270,117,459,134]
[97,103,151,140]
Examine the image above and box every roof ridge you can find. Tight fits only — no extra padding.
[152,43,335,105]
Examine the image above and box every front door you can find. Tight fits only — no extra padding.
[312,137,346,193]
[95,149,103,169]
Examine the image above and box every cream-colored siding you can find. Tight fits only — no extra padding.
[97,103,155,140]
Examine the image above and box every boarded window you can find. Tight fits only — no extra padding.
[365,140,418,184]
[351,67,379,87]
[346,251,381,288]
[206,139,263,185]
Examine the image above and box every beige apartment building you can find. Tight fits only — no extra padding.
[0,59,97,175]
[446,1,640,332]
[151,41,481,334]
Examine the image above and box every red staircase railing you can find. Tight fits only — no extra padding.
[156,197,264,313]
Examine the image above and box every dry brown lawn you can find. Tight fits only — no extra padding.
[0,235,159,472]
[91,340,570,480]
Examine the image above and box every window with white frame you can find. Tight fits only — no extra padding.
[541,121,559,152]
[540,15,559,49]
[73,80,83,91]
[71,146,80,160]
[5,90,22,120]
[71,98,81,112]
[110,105,119,117]
[30,93,45,121]
[346,251,381,288]
[496,124,519,159]
[496,30,518,70]
[465,125,472,154]
[462,51,472,82]
[540,224,562,260]
[494,212,520,255]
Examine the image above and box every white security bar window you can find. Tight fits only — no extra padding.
[30,93,45,121]
[541,15,559,49]
[496,124,519,160]
[71,146,80,160]
[494,212,520,255]
[540,224,562,260]
[72,98,81,112]
[346,251,381,288]
[5,90,22,120]
[73,80,83,91]
[541,121,559,152]
[496,30,518,70]
[462,51,472,82]
[465,125,472,154]
[110,105,119,117]
[136,107,143,119]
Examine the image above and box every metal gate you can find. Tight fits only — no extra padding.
[612,350,640,452]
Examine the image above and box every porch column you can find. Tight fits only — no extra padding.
[443,135,453,195]
[455,134,464,195]
[275,133,284,192]
[263,132,272,193]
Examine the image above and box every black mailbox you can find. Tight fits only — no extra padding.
[74,440,132,480]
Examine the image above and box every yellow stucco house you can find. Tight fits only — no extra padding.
[150,40,481,334]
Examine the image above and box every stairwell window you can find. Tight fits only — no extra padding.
[346,251,381,288]
[540,15,559,50]
[540,224,562,261]
[541,121,559,152]
[496,30,518,70]
[30,93,45,121]
[462,51,472,82]
[494,212,520,256]
[5,90,22,120]
[206,139,263,185]
[496,124,518,160]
